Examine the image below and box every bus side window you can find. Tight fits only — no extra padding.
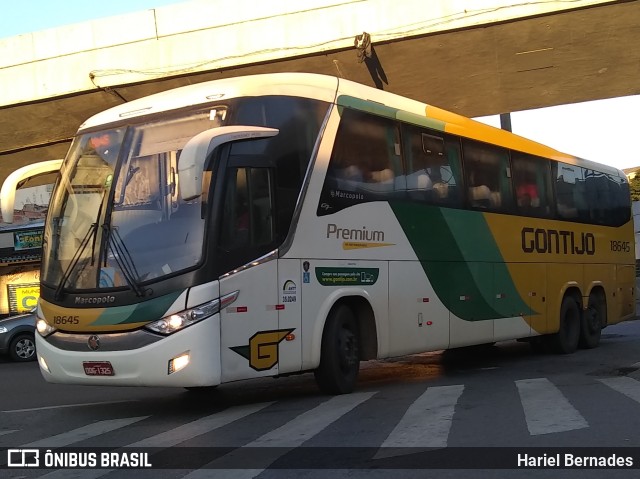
[318,108,403,215]
[554,163,582,221]
[553,162,630,226]
[249,168,275,244]
[512,152,553,218]
[583,170,626,225]
[607,175,631,226]
[442,137,464,207]
[403,126,443,201]
[347,112,402,195]
[462,139,513,212]
[220,167,275,250]
[401,124,463,207]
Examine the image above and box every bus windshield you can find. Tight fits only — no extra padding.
[41,110,223,292]
[41,94,330,294]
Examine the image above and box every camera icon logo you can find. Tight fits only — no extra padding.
[7,449,40,467]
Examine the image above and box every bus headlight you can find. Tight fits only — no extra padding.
[145,299,220,335]
[36,319,57,337]
[145,291,239,335]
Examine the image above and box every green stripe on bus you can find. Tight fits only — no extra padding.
[337,95,399,119]
[336,95,446,131]
[390,202,533,320]
[90,290,184,326]
[440,208,534,318]
[396,111,446,132]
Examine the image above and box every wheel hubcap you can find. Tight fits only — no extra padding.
[16,339,35,359]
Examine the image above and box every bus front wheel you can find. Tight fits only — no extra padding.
[314,304,360,395]
[550,296,581,354]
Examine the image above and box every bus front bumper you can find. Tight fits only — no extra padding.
[35,315,221,387]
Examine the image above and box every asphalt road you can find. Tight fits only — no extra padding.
[2,317,640,479]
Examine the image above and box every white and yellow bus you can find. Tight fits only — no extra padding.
[16,73,634,393]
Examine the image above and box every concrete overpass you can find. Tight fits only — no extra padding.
[1,0,639,185]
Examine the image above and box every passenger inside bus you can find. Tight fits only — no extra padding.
[516,182,539,208]
[405,132,450,202]
[468,170,501,209]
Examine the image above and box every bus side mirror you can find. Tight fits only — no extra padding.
[178,126,279,201]
[1,159,63,223]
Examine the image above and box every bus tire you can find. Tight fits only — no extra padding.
[579,293,605,349]
[314,304,360,395]
[550,296,580,354]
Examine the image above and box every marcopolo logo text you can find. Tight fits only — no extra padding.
[74,296,116,305]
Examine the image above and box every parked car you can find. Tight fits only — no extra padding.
[0,312,37,362]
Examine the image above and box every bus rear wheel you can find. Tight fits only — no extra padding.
[314,304,360,395]
[550,296,580,354]
[579,292,605,349]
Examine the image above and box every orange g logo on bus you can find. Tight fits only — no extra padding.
[230,329,295,371]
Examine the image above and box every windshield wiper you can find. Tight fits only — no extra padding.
[54,222,98,300]
[114,165,140,206]
[101,225,146,297]
[54,188,110,300]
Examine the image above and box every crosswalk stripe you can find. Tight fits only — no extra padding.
[24,416,150,448]
[182,391,377,479]
[129,402,274,448]
[17,373,638,476]
[515,378,588,435]
[599,377,640,403]
[375,384,464,459]
[0,417,149,467]
[2,400,139,413]
[249,392,376,447]
[37,402,273,479]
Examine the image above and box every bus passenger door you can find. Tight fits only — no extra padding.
[217,165,281,382]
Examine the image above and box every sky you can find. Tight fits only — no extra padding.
[475,95,640,172]
[0,0,190,39]
[2,0,639,172]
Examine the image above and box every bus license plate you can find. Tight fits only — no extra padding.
[83,361,114,376]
